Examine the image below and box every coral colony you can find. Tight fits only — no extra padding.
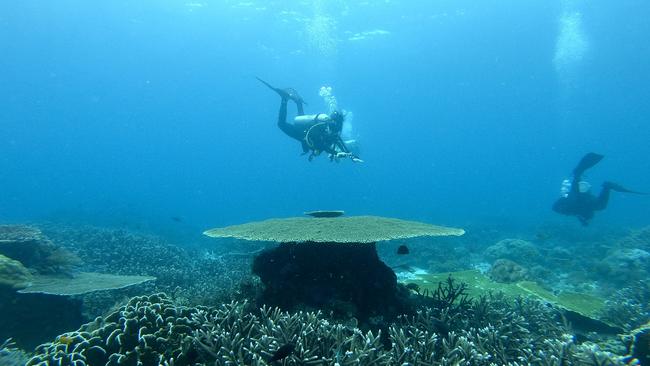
[2,218,649,365]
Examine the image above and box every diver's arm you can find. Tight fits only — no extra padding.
[333,137,363,163]
[335,136,350,153]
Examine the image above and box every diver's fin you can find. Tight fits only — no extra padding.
[256,77,287,97]
[603,181,647,194]
[256,77,307,104]
[573,152,604,176]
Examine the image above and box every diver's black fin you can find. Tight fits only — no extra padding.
[603,181,647,194]
[256,77,287,97]
[256,77,307,104]
[573,152,604,176]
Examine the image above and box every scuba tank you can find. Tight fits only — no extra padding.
[294,114,331,129]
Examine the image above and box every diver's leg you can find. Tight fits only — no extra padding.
[277,98,290,133]
[573,153,604,177]
[296,101,305,116]
[593,185,611,211]
[277,99,303,141]
[569,153,604,195]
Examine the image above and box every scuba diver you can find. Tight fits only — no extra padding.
[552,152,644,226]
[257,77,363,163]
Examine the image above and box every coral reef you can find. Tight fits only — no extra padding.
[0,338,31,366]
[631,322,650,366]
[28,287,633,366]
[253,242,411,323]
[193,301,388,365]
[0,286,85,349]
[205,216,465,324]
[204,215,465,243]
[17,272,155,296]
[0,225,81,275]
[618,226,650,251]
[404,269,620,336]
[40,224,252,307]
[488,258,529,283]
[597,248,650,284]
[600,281,650,331]
[0,253,32,289]
[484,238,541,266]
[27,293,202,366]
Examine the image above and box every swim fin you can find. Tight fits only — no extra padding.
[603,181,647,194]
[256,77,307,104]
[573,152,604,176]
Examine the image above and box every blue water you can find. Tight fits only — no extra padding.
[1,1,649,234]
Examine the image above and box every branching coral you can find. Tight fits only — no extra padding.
[193,302,388,365]
[600,281,650,331]
[28,288,634,366]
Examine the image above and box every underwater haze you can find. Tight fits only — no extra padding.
[1,0,649,232]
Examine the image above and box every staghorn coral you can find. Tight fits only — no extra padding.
[600,281,650,332]
[193,302,388,365]
[392,294,628,365]
[28,281,636,366]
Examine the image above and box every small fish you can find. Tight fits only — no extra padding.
[58,335,74,346]
[269,343,295,363]
[171,216,183,223]
[397,244,410,255]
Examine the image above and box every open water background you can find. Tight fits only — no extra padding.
[1,1,648,238]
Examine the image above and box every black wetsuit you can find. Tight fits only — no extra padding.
[552,177,611,226]
[552,153,640,226]
[277,98,349,158]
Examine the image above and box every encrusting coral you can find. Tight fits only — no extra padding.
[0,253,32,289]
